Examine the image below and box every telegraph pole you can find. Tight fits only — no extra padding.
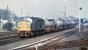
[7,5,9,21]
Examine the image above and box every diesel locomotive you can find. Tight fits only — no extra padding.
[16,17,45,37]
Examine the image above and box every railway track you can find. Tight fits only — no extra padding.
[0,25,88,49]
[0,31,70,46]
[12,27,88,50]
[38,39,88,50]
[12,28,77,50]
[0,34,20,46]
[0,27,76,46]
[0,31,21,46]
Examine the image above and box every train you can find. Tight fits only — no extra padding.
[16,17,76,38]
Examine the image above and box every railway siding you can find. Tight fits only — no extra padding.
[12,28,77,50]
[0,28,76,50]
[37,39,88,50]
[12,27,88,50]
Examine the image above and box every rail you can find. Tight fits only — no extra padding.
[12,28,77,50]
[11,25,88,50]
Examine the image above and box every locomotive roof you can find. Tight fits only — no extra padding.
[29,17,44,20]
[22,17,44,23]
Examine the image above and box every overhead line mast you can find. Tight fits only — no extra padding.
[64,5,66,17]
[21,8,22,16]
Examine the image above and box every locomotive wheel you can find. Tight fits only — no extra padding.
[31,32,34,36]
[18,32,29,38]
[41,30,44,35]
[39,31,42,35]
[24,32,33,37]
[36,31,39,36]
[32,31,36,36]
[18,32,24,38]
[28,32,33,37]
[40,31,42,35]
[24,32,28,37]
[20,33,23,38]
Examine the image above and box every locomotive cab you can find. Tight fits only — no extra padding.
[16,21,32,37]
[16,17,45,38]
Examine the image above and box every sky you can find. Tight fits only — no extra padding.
[0,0,88,18]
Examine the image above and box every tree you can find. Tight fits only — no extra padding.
[3,21,14,31]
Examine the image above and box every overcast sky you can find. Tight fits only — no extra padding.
[0,0,88,18]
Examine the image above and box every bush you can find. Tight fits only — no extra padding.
[3,22,14,31]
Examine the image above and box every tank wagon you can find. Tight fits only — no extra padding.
[44,19,57,33]
[54,19,63,31]
[16,17,45,37]
[61,20,76,30]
